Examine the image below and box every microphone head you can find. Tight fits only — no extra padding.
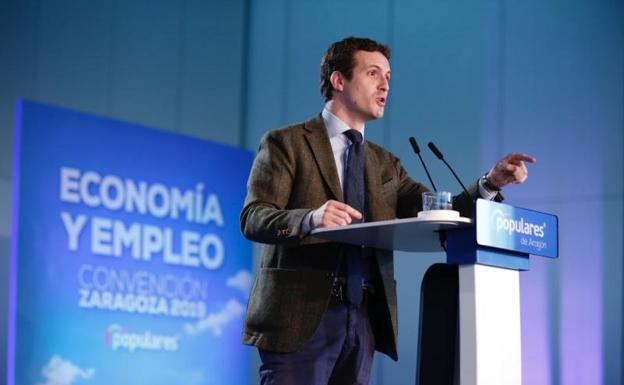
[427,142,444,159]
[408,137,421,154]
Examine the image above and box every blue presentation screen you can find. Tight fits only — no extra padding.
[10,100,253,385]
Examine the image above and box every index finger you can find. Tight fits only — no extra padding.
[506,152,536,164]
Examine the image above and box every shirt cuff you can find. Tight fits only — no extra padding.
[302,210,314,235]
[478,177,498,200]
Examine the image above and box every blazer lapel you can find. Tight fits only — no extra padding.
[304,115,343,201]
[364,143,382,221]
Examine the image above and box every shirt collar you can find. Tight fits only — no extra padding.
[322,108,365,140]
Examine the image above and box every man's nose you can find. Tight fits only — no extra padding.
[379,77,389,92]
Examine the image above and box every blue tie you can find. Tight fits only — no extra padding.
[343,129,364,306]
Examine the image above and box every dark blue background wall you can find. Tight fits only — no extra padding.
[0,0,622,384]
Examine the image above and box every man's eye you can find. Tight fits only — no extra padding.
[368,71,377,76]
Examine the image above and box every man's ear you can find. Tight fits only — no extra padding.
[330,71,344,93]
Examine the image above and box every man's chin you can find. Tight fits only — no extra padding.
[361,108,385,122]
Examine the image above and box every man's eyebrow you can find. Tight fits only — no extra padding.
[364,64,391,73]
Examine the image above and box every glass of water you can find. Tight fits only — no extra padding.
[422,191,452,211]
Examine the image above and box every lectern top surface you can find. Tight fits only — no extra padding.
[310,212,472,252]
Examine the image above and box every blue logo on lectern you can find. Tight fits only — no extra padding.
[476,199,558,258]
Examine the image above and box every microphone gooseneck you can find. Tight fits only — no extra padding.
[409,137,437,192]
[427,141,471,200]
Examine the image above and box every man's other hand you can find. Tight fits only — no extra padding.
[310,200,362,228]
[487,152,537,188]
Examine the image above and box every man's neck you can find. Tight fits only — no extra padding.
[325,100,365,131]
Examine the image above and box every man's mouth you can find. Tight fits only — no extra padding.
[376,97,386,106]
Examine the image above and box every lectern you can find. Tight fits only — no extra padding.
[311,199,558,385]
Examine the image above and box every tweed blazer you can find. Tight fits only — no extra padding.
[240,114,481,360]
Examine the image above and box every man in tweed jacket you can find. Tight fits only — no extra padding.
[240,37,535,385]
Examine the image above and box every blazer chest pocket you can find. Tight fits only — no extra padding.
[381,176,397,208]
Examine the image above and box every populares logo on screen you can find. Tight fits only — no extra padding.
[104,324,179,352]
[492,209,546,238]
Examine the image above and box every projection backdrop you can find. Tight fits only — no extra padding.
[10,100,253,385]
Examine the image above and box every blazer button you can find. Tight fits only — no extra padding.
[277,228,290,237]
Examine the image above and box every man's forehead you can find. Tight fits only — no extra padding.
[354,50,391,71]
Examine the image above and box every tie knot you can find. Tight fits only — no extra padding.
[344,129,363,145]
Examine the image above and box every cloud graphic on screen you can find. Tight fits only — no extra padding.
[226,269,254,294]
[36,355,95,385]
[184,298,245,337]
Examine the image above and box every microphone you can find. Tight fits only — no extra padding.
[408,137,437,192]
[427,142,471,199]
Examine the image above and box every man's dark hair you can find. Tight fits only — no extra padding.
[320,37,390,102]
